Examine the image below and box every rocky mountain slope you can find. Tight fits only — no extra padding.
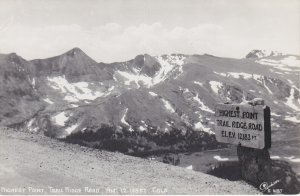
[0,48,299,154]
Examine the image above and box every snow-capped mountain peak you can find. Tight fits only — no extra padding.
[113,54,186,88]
[246,49,284,58]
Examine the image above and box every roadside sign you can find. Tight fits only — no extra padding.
[214,103,271,149]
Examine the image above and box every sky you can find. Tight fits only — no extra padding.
[0,0,299,63]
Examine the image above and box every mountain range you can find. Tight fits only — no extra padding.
[0,48,299,155]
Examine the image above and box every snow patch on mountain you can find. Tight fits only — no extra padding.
[236,74,273,94]
[161,99,175,113]
[213,72,227,77]
[271,156,281,160]
[64,96,78,102]
[121,108,134,132]
[214,155,229,161]
[27,119,38,132]
[256,56,300,72]
[186,165,193,170]
[194,110,214,134]
[183,88,191,94]
[43,98,54,104]
[193,93,214,113]
[114,55,186,88]
[228,72,261,80]
[132,67,140,74]
[52,112,69,126]
[257,59,293,71]
[284,156,300,163]
[262,79,273,94]
[209,81,222,94]
[65,123,79,134]
[290,158,300,163]
[138,125,146,131]
[271,112,281,117]
[31,78,36,87]
[121,108,129,126]
[47,76,104,102]
[27,119,34,128]
[138,120,149,131]
[194,81,204,87]
[108,86,115,92]
[285,116,300,123]
[287,79,295,86]
[272,121,280,128]
[285,88,300,111]
[281,56,300,67]
[116,71,152,88]
[194,121,214,134]
[214,71,263,81]
[104,86,115,96]
[149,91,158,96]
[153,55,185,84]
[246,50,284,58]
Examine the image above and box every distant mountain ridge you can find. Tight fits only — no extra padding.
[0,48,299,154]
[246,49,285,58]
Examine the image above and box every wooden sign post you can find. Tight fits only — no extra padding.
[214,100,274,189]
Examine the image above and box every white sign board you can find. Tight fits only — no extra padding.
[214,103,271,149]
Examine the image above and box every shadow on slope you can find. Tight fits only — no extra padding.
[62,124,226,157]
[207,160,300,194]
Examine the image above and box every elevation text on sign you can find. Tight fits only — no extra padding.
[214,103,271,149]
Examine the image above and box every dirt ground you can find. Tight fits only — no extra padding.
[0,128,260,195]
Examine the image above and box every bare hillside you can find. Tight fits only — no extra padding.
[0,128,260,195]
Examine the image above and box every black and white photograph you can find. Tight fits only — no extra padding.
[0,0,299,195]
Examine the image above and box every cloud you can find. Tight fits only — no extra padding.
[0,22,298,62]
